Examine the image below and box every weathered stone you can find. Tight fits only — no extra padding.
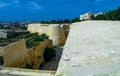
[27,24,61,46]
[56,21,120,76]
[0,39,52,69]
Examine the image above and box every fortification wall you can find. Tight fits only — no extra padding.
[60,25,70,45]
[0,39,52,69]
[27,24,61,46]
[56,21,120,76]
[25,39,52,69]
[59,27,67,45]
[2,39,27,66]
[0,47,4,56]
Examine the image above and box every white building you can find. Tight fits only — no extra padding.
[0,30,7,39]
[80,12,94,20]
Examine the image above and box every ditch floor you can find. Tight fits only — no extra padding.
[40,46,63,71]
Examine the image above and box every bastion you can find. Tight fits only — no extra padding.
[56,21,120,76]
[27,24,61,46]
[0,39,52,69]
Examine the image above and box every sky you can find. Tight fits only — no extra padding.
[0,0,120,21]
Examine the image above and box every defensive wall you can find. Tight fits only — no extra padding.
[27,24,61,46]
[0,39,52,69]
[1,21,120,76]
[56,21,120,76]
[27,24,68,46]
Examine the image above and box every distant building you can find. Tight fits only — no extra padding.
[0,30,8,39]
[95,12,104,17]
[80,12,94,20]
[0,29,28,39]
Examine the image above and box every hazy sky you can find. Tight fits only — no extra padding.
[0,0,120,21]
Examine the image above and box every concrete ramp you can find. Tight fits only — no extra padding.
[56,21,120,76]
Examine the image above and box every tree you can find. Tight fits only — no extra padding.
[94,14,106,20]
[49,20,57,24]
[93,6,120,20]
[63,19,70,23]
[71,17,81,23]
[43,47,56,62]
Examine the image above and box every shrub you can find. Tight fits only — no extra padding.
[25,33,49,48]
[43,47,56,62]
[24,62,34,69]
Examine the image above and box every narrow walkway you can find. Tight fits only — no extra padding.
[40,46,63,71]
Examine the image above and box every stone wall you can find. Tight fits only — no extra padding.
[56,21,120,76]
[0,39,52,69]
[0,47,4,56]
[25,39,52,69]
[59,25,70,45]
[27,24,61,46]
[3,39,27,66]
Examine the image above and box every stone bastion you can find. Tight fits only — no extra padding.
[0,39,52,69]
[27,24,62,46]
[56,21,120,76]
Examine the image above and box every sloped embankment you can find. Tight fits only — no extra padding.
[56,21,120,76]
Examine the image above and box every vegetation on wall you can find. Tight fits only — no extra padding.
[0,32,49,48]
[26,33,49,48]
[7,32,28,39]
[24,62,34,69]
[13,32,49,48]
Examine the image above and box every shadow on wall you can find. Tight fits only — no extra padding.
[0,56,4,66]
[59,24,70,46]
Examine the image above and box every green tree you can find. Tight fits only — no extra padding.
[63,19,70,23]
[94,14,106,20]
[71,17,81,23]
[94,6,120,20]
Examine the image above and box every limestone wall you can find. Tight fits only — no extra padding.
[25,39,52,69]
[56,21,120,76]
[0,39,52,69]
[0,47,4,56]
[27,24,61,46]
[63,25,70,37]
[2,39,27,66]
